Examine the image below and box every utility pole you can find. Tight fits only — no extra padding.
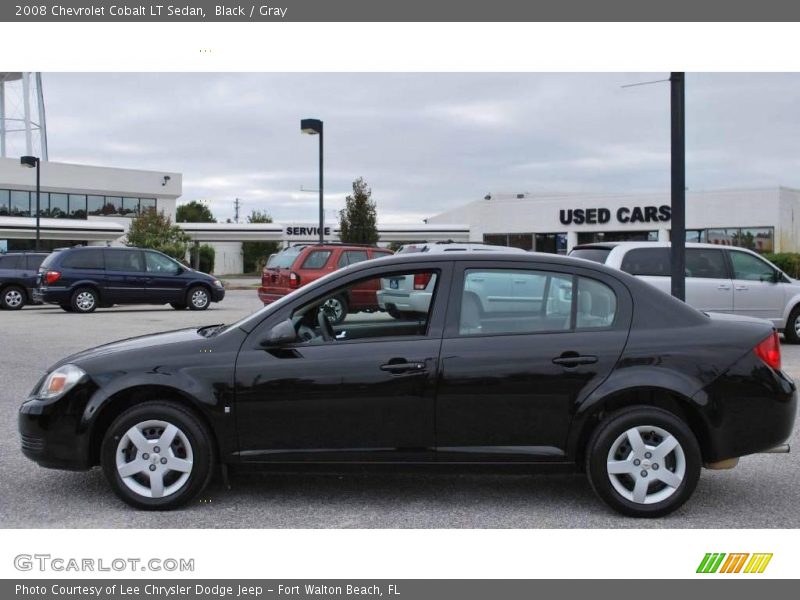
[670,72,686,301]
[233,197,241,224]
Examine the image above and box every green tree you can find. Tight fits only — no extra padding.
[125,208,192,261]
[339,177,379,245]
[190,244,216,274]
[242,209,281,273]
[176,200,216,223]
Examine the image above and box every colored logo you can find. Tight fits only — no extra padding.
[697,553,773,574]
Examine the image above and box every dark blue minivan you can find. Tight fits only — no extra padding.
[35,246,225,313]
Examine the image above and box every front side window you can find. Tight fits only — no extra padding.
[105,250,143,272]
[730,251,776,281]
[0,255,22,269]
[145,251,181,274]
[459,269,573,336]
[302,250,332,269]
[291,270,439,344]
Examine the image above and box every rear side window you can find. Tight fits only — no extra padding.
[105,250,143,272]
[576,277,617,329]
[569,248,612,263]
[685,249,727,279]
[302,250,331,269]
[620,248,670,276]
[0,255,21,269]
[26,255,45,270]
[61,249,105,270]
[337,250,369,267]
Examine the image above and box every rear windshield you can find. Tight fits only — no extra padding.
[569,248,612,263]
[40,251,63,270]
[270,246,303,269]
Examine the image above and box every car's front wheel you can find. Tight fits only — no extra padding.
[187,286,210,311]
[585,406,701,518]
[71,287,99,313]
[101,401,214,510]
[1,285,26,310]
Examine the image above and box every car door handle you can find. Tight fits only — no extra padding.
[380,360,426,373]
[552,353,598,367]
[718,284,731,290]
[735,285,748,291]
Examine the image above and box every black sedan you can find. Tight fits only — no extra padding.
[19,252,797,517]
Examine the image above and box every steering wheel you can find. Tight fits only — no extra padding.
[317,309,336,342]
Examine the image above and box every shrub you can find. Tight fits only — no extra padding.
[190,244,216,274]
[763,253,800,279]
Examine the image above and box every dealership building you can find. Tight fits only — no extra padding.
[427,187,800,255]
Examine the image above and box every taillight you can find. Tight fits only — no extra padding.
[289,271,300,288]
[413,272,432,290]
[44,270,61,285]
[754,331,781,371]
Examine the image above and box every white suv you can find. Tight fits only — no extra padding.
[569,241,800,342]
[377,242,526,318]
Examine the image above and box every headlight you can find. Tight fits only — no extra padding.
[37,364,86,400]
[212,279,224,288]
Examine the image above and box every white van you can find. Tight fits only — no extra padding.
[569,241,800,342]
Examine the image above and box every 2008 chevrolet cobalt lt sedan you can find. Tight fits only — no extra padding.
[19,252,797,516]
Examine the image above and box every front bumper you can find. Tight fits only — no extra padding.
[211,287,226,302]
[18,385,95,471]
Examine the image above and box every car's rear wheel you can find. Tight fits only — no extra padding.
[71,287,98,313]
[170,302,187,310]
[585,406,701,518]
[1,285,26,310]
[101,401,214,510]
[784,306,800,344]
[322,295,348,324]
[187,286,210,311]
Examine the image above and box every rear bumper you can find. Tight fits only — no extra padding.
[377,290,432,314]
[35,286,71,305]
[258,287,286,305]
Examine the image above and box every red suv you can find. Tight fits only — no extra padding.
[257,244,393,323]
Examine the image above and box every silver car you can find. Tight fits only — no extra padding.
[377,242,526,318]
[569,241,800,342]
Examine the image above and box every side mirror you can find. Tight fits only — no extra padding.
[261,318,297,346]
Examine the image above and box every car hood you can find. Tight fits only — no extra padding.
[52,327,208,370]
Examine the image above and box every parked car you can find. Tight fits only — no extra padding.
[257,243,393,323]
[34,246,225,313]
[0,252,48,310]
[20,251,795,516]
[569,242,800,342]
[377,242,525,318]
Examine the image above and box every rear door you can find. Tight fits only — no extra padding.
[728,249,786,324]
[435,261,632,461]
[104,249,146,303]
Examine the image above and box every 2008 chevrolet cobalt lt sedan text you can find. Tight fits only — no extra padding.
[19,252,797,517]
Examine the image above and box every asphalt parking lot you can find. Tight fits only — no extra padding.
[1,289,798,528]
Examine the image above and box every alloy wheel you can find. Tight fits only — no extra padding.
[322,297,345,322]
[115,419,194,499]
[75,291,96,311]
[606,425,686,505]
[190,289,209,309]
[4,289,23,308]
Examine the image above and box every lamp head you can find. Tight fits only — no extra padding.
[20,155,39,168]
[300,118,323,135]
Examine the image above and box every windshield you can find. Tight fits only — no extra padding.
[232,266,348,332]
[569,247,612,263]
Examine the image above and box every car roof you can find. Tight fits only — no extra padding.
[571,241,749,251]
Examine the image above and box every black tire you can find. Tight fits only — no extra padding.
[170,302,188,310]
[70,287,99,313]
[0,285,26,310]
[60,304,73,312]
[784,306,800,344]
[585,406,701,518]
[322,295,348,325]
[101,401,214,510]
[187,286,210,311]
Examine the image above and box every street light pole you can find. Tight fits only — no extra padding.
[301,118,324,244]
[20,155,41,251]
[669,73,686,301]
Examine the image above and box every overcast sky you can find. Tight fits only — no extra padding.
[34,72,800,224]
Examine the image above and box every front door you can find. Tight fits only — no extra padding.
[233,264,451,462]
[435,262,631,461]
[143,250,186,303]
[728,249,786,326]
